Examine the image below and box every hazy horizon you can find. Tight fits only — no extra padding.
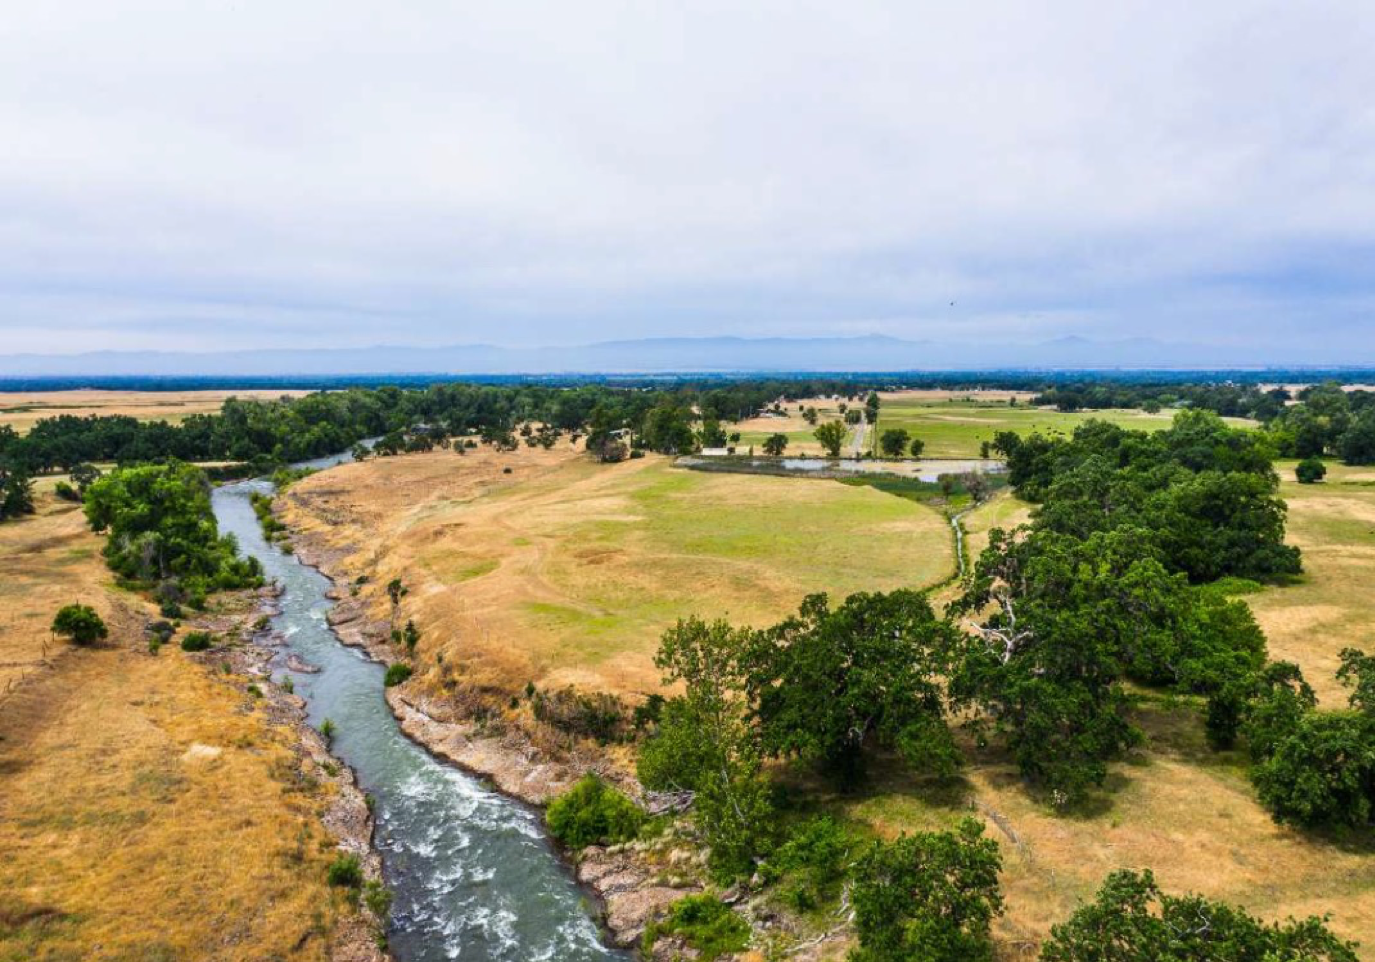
[3,3,1372,359]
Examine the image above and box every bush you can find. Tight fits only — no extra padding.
[850,819,1003,962]
[533,686,628,744]
[1296,457,1327,484]
[383,663,413,687]
[760,817,853,912]
[51,604,108,646]
[632,693,665,732]
[642,894,749,961]
[327,853,364,888]
[180,630,214,652]
[363,879,392,919]
[545,774,644,850]
[54,480,81,502]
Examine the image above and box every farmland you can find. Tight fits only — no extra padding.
[735,389,1256,459]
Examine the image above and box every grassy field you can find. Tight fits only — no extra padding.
[281,445,954,699]
[735,389,1256,459]
[0,494,358,961]
[0,389,307,434]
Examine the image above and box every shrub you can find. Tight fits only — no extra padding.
[51,604,108,646]
[180,630,214,652]
[363,879,392,919]
[643,894,749,961]
[632,693,665,732]
[1296,457,1327,484]
[533,686,628,744]
[383,663,413,687]
[327,853,364,888]
[54,480,81,502]
[320,718,337,743]
[760,817,853,912]
[545,774,644,850]
[850,819,1003,962]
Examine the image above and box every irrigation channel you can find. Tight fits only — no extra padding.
[213,450,627,962]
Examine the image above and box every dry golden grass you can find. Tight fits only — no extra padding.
[0,494,352,961]
[0,496,120,693]
[839,712,1375,957]
[282,444,953,700]
[0,389,308,434]
[1247,460,1375,704]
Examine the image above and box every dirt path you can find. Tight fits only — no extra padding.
[849,419,867,456]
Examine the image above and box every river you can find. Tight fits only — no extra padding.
[212,450,626,962]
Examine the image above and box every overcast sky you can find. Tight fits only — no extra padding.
[2,1,1372,357]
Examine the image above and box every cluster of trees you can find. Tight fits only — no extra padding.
[994,411,1301,583]
[879,427,924,458]
[983,411,1375,826]
[1265,382,1375,465]
[950,524,1269,799]
[622,580,1358,959]
[83,461,262,608]
[1035,381,1290,419]
[631,590,975,878]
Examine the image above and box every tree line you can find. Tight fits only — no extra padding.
[1039,379,1375,467]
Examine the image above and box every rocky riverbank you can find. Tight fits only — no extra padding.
[188,585,389,962]
[288,529,702,954]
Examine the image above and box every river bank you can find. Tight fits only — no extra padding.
[288,530,701,952]
[187,584,388,962]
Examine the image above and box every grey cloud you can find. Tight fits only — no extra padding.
[0,1,1372,358]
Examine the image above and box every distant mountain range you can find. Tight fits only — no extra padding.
[0,335,1367,377]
